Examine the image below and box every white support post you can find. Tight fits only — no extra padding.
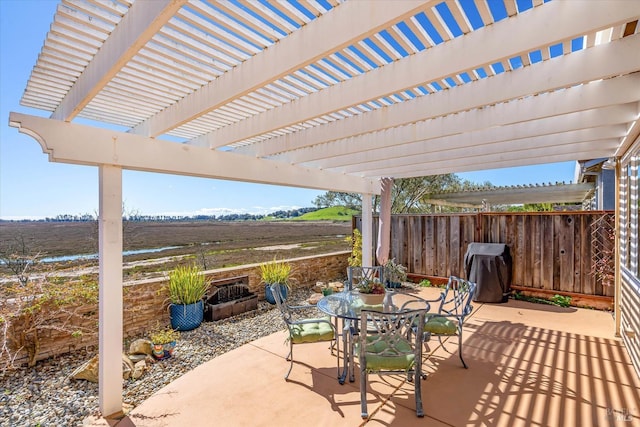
[98,165,123,417]
[614,158,622,336]
[361,194,373,267]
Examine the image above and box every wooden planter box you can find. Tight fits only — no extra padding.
[203,275,258,321]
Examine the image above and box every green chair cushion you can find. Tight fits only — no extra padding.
[360,303,384,312]
[424,316,457,335]
[358,336,415,371]
[289,318,334,344]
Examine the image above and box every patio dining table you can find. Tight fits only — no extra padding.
[317,290,429,384]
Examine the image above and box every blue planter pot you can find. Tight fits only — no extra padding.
[265,283,288,305]
[170,300,204,331]
[385,280,402,289]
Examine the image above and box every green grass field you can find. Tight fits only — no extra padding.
[295,206,359,221]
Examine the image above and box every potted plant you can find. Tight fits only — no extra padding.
[149,326,180,360]
[384,258,407,288]
[356,277,386,305]
[260,258,292,304]
[168,264,208,331]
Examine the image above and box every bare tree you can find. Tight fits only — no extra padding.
[0,236,42,286]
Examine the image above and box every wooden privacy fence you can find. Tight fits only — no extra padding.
[355,212,615,298]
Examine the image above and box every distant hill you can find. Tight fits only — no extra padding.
[294,206,359,221]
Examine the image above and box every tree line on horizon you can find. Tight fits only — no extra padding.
[0,207,320,223]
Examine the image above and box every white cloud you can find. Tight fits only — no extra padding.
[155,205,304,217]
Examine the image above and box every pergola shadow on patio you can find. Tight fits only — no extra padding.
[86,288,640,427]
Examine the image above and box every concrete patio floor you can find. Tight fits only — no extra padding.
[97,288,639,426]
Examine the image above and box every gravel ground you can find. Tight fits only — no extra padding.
[0,288,315,427]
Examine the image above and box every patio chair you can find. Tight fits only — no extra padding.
[357,308,426,419]
[346,266,384,291]
[270,283,336,380]
[336,266,385,365]
[402,276,476,369]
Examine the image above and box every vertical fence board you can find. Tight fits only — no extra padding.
[449,216,461,278]
[531,215,541,287]
[523,215,533,285]
[558,215,575,292]
[514,215,525,285]
[408,216,423,274]
[574,214,583,294]
[420,217,428,276]
[436,216,448,276]
[424,216,435,273]
[542,217,558,290]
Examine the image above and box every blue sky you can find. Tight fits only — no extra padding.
[0,0,576,220]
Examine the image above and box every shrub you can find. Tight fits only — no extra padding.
[168,264,208,305]
[0,277,98,369]
[346,229,362,267]
[259,258,292,288]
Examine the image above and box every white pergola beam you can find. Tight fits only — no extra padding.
[207,0,640,149]
[297,103,637,168]
[132,1,432,137]
[51,0,187,121]
[9,113,378,195]
[430,183,596,205]
[98,165,123,417]
[617,112,640,157]
[334,126,626,174]
[379,144,618,179]
[243,37,640,159]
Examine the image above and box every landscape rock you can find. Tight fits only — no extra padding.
[129,338,153,356]
[308,293,323,305]
[329,281,344,291]
[313,281,343,294]
[69,355,98,382]
[131,360,147,380]
[69,354,135,382]
[128,354,147,363]
[3,288,315,427]
[123,354,135,380]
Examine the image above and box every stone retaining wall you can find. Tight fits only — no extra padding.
[8,251,349,366]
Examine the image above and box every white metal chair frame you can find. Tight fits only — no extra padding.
[270,283,336,379]
[358,308,427,419]
[402,276,477,368]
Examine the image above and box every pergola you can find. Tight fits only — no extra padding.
[8,0,640,417]
[426,182,595,209]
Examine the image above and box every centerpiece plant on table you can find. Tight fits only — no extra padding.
[356,277,386,305]
[167,264,209,331]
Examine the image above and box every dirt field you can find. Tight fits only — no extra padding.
[0,220,353,280]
